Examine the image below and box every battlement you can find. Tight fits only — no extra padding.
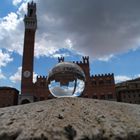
[36,75,47,82]
[58,57,64,63]
[91,73,114,78]
[82,56,89,63]
[27,1,36,17]
[28,1,36,9]
[58,56,89,64]
[73,61,83,65]
[72,56,89,65]
[90,73,115,85]
[24,1,37,30]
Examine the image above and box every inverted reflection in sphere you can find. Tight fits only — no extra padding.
[48,62,85,97]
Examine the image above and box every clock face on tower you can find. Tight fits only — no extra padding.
[23,70,31,78]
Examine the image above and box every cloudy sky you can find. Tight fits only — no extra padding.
[0,0,140,91]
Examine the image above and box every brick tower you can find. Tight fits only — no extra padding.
[21,1,37,95]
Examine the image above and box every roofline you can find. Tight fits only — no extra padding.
[0,86,19,92]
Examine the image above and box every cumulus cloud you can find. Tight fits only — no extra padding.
[12,0,29,6]
[34,33,59,58]
[52,53,69,58]
[35,0,140,59]
[9,67,22,83]
[9,66,37,83]
[33,72,38,83]
[98,54,114,62]
[0,12,24,54]
[49,79,84,97]
[115,75,132,83]
[0,69,6,80]
[1,0,140,60]
[115,74,140,83]
[0,12,19,30]
[0,49,13,80]
[0,49,13,67]
[13,0,22,6]
[0,0,71,58]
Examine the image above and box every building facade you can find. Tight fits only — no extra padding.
[116,78,140,104]
[20,2,116,104]
[0,87,19,108]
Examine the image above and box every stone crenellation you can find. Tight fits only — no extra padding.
[91,73,114,78]
[82,56,89,64]
[27,1,36,9]
[36,75,47,80]
[58,57,65,63]
[71,56,89,65]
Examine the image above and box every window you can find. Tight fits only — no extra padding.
[40,97,45,101]
[137,84,140,88]
[21,99,30,104]
[107,94,113,99]
[29,9,33,17]
[128,94,131,98]
[100,95,105,99]
[133,94,136,98]
[106,80,112,84]
[84,95,88,98]
[40,82,46,87]
[123,94,126,99]
[92,95,97,99]
[99,80,104,85]
[92,81,96,86]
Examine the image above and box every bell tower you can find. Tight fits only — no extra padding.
[21,1,37,94]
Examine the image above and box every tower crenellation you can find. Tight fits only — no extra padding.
[28,1,36,9]
[24,1,37,30]
[36,75,47,82]
[92,73,114,78]
[91,73,115,85]
[58,57,64,63]
[82,56,89,64]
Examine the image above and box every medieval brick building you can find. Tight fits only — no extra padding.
[116,78,140,104]
[0,87,19,108]
[19,1,116,104]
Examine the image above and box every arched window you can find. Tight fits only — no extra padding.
[29,9,33,17]
[92,95,97,99]
[21,99,30,104]
[99,80,104,85]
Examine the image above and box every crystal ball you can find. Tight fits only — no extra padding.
[48,62,85,97]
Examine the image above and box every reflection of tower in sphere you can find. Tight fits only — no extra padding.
[48,62,86,97]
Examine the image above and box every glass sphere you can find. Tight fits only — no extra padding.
[48,62,85,97]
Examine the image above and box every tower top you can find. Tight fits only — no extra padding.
[24,1,37,30]
[82,56,89,64]
[28,1,36,7]
[27,1,36,17]
[58,57,65,63]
